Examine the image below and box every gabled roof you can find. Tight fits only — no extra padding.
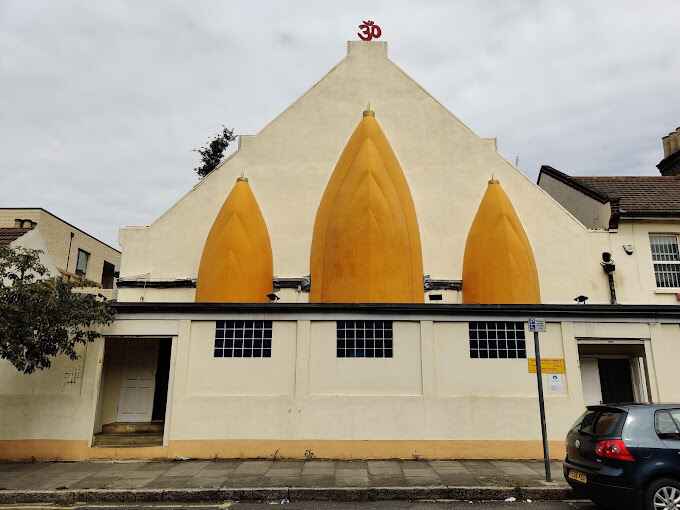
[0,227,32,246]
[0,208,120,253]
[571,175,680,217]
[539,165,609,203]
[538,165,680,219]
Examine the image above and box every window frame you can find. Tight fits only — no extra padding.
[336,320,393,358]
[649,233,680,289]
[468,321,527,359]
[75,248,90,276]
[214,320,272,358]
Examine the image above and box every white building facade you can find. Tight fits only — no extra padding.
[1,41,679,461]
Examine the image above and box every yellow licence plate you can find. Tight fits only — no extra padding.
[568,469,588,484]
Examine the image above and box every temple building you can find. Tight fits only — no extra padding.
[2,41,680,461]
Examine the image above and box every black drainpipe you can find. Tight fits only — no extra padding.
[601,252,617,304]
[65,232,75,272]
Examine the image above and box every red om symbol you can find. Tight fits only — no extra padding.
[357,20,382,41]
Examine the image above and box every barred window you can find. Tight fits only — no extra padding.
[337,320,393,358]
[650,234,680,288]
[214,320,272,358]
[469,321,526,359]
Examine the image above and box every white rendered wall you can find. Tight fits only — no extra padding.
[165,318,583,443]
[537,173,611,230]
[0,341,102,440]
[2,316,678,458]
[117,41,626,306]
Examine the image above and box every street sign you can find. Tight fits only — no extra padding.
[530,319,552,483]
[528,357,566,374]
[528,318,546,332]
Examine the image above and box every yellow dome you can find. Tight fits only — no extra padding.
[196,177,273,302]
[310,109,424,303]
[462,179,541,304]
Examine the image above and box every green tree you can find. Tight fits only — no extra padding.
[0,246,114,373]
[194,126,236,178]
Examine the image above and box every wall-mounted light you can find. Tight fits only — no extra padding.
[601,252,617,304]
[574,295,589,304]
[622,244,634,255]
[601,252,616,274]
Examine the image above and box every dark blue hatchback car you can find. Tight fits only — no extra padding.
[564,404,680,510]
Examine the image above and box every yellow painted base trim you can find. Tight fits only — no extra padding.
[0,439,566,462]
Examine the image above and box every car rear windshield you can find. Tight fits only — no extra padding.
[580,409,627,437]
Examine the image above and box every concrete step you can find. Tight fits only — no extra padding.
[101,421,164,434]
[93,432,163,448]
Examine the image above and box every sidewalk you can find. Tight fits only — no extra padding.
[0,459,571,504]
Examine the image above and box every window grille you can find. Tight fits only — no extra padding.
[469,321,526,359]
[337,320,393,358]
[650,234,680,288]
[214,320,272,358]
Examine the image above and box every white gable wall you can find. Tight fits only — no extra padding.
[119,41,615,304]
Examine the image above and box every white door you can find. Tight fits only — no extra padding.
[117,340,159,422]
[580,357,603,406]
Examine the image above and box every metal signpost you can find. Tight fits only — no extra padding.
[528,318,552,482]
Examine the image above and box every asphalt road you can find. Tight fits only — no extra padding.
[0,501,598,510]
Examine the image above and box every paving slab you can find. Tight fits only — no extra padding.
[302,460,336,476]
[10,463,94,490]
[400,462,442,487]
[162,461,211,478]
[191,461,241,488]
[231,461,272,476]
[366,460,402,486]
[299,460,335,487]
[335,461,369,487]
[262,461,304,486]
[492,460,542,478]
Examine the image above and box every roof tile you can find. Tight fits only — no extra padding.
[0,227,32,246]
[571,176,680,216]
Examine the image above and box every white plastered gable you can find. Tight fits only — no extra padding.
[119,41,607,304]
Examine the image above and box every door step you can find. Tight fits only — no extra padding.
[101,421,164,434]
[93,432,163,448]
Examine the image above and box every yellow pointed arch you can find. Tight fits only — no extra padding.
[196,177,273,303]
[462,179,540,304]
[310,109,424,303]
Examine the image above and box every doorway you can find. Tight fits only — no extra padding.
[578,343,651,406]
[101,261,116,289]
[95,337,172,447]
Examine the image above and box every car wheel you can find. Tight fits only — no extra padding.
[647,478,680,510]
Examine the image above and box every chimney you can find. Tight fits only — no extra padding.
[658,127,680,176]
[14,218,36,229]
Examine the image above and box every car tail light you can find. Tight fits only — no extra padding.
[595,439,635,462]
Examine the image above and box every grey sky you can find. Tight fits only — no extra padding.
[1,1,679,248]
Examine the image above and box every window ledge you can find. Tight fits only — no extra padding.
[654,289,680,294]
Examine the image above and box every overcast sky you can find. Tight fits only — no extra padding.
[2,1,679,248]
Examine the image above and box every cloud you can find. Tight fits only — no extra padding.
[1,0,679,246]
